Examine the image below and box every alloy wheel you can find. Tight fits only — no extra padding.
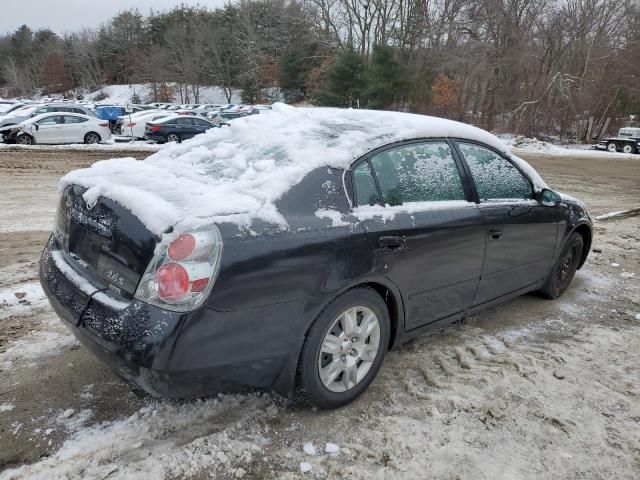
[318,306,381,393]
[167,133,180,143]
[17,134,33,145]
[85,133,100,144]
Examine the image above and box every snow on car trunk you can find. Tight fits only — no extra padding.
[60,104,545,237]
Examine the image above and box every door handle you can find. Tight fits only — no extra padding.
[489,228,504,240]
[379,236,406,251]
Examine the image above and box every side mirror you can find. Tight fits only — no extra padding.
[34,123,39,131]
[540,188,561,207]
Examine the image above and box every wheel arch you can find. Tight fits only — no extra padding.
[305,278,406,351]
[85,131,101,142]
[570,222,592,269]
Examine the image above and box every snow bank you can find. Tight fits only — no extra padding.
[0,394,270,480]
[84,84,241,105]
[499,133,640,160]
[61,105,524,235]
[0,281,49,321]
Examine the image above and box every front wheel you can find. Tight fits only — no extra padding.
[297,287,390,409]
[84,132,101,144]
[606,141,618,152]
[538,232,584,299]
[16,133,34,145]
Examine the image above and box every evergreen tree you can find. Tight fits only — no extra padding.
[366,45,404,109]
[315,49,365,108]
[279,43,318,102]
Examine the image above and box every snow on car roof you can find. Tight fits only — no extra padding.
[61,104,544,235]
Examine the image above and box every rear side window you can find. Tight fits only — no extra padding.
[63,115,87,124]
[353,161,379,206]
[177,118,194,126]
[368,142,466,206]
[457,143,532,201]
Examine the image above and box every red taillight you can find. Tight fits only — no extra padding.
[99,122,109,127]
[125,122,136,128]
[156,262,189,301]
[168,234,196,261]
[135,226,223,311]
[191,277,209,292]
[148,125,162,132]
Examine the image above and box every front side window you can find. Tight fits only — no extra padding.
[457,143,532,201]
[193,119,211,127]
[37,115,60,125]
[353,161,379,206]
[368,142,466,206]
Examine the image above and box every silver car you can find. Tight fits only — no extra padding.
[0,104,95,139]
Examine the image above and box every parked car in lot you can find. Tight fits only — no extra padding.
[31,103,96,118]
[0,105,44,137]
[9,112,111,145]
[118,111,170,139]
[144,115,220,143]
[0,104,97,141]
[207,111,249,122]
[40,107,592,409]
[0,101,23,114]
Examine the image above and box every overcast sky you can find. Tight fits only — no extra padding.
[1,0,227,35]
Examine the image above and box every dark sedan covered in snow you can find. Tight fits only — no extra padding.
[40,106,592,408]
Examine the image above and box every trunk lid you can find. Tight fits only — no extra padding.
[58,185,158,299]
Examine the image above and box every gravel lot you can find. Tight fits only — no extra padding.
[0,147,638,479]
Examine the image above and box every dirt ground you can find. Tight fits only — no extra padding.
[0,147,638,479]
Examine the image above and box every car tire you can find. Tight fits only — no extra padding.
[16,133,34,145]
[622,143,636,154]
[606,141,618,152]
[166,133,181,143]
[297,287,390,409]
[84,132,101,144]
[538,232,584,299]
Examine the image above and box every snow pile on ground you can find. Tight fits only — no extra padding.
[0,282,77,369]
[499,133,639,159]
[60,105,542,236]
[0,394,272,480]
[84,84,241,105]
[0,320,77,370]
[499,134,558,152]
[0,282,48,321]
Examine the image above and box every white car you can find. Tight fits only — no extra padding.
[119,110,170,139]
[12,112,112,145]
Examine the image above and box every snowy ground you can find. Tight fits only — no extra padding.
[0,148,639,479]
[499,133,640,160]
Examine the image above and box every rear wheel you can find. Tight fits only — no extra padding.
[166,133,181,143]
[84,132,101,144]
[538,232,584,299]
[298,287,390,409]
[622,143,637,154]
[16,133,34,145]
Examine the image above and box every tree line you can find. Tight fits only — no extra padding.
[1,0,639,139]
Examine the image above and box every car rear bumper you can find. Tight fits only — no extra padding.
[144,132,165,143]
[39,236,303,398]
